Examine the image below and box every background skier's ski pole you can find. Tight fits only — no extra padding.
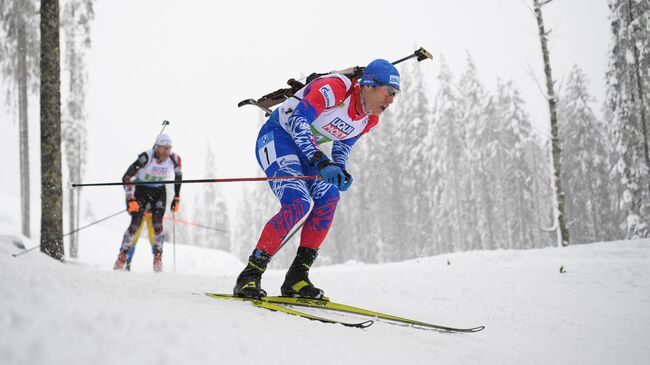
[64,209,125,237]
[12,209,126,258]
[12,244,40,258]
[173,211,176,273]
[163,216,229,233]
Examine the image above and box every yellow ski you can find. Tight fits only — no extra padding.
[263,296,485,333]
[204,293,373,328]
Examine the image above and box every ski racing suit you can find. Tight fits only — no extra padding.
[119,149,182,254]
[254,73,379,256]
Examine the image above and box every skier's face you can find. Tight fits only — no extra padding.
[155,145,171,161]
[363,85,398,115]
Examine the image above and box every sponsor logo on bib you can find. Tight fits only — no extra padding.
[322,117,354,139]
[319,85,335,108]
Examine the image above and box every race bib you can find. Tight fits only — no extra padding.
[257,132,277,170]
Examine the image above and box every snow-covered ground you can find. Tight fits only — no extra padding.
[1,216,649,365]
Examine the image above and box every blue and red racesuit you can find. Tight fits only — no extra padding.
[253,73,379,256]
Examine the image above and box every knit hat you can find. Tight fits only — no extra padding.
[155,134,172,147]
[360,59,400,90]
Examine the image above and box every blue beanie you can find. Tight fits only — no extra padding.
[360,59,401,90]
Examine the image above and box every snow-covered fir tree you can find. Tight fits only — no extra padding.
[61,0,94,257]
[607,0,650,238]
[192,145,231,250]
[0,0,40,238]
[395,61,433,257]
[429,57,464,253]
[559,65,620,243]
[455,54,490,251]
[490,79,545,249]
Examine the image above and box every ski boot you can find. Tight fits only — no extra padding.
[153,249,163,272]
[113,251,127,270]
[233,249,271,299]
[125,246,135,271]
[280,247,325,299]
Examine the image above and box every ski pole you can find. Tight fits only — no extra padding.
[12,244,40,257]
[277,220,306,253]
[12,209,126,258]
[276,204,313,253]
[172,211,176,273]
[64,209,125,237]
[163,216,229,233]
[71,175,320,188]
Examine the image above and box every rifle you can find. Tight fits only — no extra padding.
[237,47,432,116]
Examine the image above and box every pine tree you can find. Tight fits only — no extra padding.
[396,61,433,257]
[61,0,94,257]
[559,65,620,243]
[607,0,650,238]
[470,85,500,250]
[602,102,627,237]
[192,145,231,250]
[456,54,491,251]
[525,129,555,249]
[429,57,463,253]
[491,80,543,250]
[367,107,409,261]
[0,0,39,238]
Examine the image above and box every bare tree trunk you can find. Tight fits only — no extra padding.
[75,179,81,256]
[17,1,31,238]
[70,140,82,258]
[533,0,570,247]
[68,185,76,256]
[40,0,64,260]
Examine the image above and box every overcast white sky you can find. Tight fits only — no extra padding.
[0,0,610,234]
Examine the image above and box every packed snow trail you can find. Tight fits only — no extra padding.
[1,225,649,365]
